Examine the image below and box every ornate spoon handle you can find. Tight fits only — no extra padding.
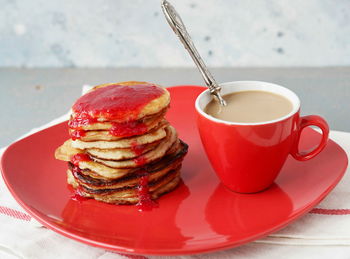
[161,0,226,106]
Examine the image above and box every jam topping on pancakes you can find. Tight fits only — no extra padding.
[136,175,158,211]
[71,83,164,122]
[70,129,86,141]
[68,112,98,128]
[68,83,166,139]
[109,121,148,137]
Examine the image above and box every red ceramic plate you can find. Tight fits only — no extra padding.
[1,86,348,255]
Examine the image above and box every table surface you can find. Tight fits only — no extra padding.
[1,67,349,147]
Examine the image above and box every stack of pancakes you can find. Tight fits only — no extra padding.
[55,81,188,206]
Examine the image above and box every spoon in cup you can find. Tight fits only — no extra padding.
[161,0,227,106]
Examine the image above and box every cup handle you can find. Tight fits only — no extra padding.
[291,115,329,161]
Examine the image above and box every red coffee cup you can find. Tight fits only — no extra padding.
[195,81,329,193]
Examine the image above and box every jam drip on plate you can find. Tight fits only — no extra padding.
[71,187,90,202]
[136,175,158,211]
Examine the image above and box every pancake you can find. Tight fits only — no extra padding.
[56,80,188,207]
[84,81,170,122]
[55,140,135,179]
[89,126,177,168]
[81,169,179,196]
[70,107,167,132]
[70,81,170,124]
[72,120,168,142]
[69,141,187,189]
[57,125,173,161]
[71,121,168,149]
[77,160,133,179]
[56,126,177,177]
[86,141,160,161]
[55,139,83,162]
[56,133,185,180]
[70,162,182,190]
[67,169,181,204]
[73,140,188,181]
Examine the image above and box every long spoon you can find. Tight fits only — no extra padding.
[161,0,227,106]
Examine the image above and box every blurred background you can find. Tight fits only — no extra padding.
[1,0,350,146]
[1,0,350,67]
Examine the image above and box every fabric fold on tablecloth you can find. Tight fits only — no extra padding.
[255,130,350,246]
[0,85,349,259]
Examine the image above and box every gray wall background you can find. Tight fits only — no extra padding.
[1,0,350,67]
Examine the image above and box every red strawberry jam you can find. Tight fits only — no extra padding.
[70,129,86,140]
[71,153,91,166]
[133,156,147,166]
[136,175,158,211]
[68,83,164,138]
[131,141,147,156]
[109,121,148,137]
[71,83,164,121]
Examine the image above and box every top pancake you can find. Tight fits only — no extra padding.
[70,81,170,124]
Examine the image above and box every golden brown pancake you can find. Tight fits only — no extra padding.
[75,138,181,179]
[88,126,177,168]
[70,107,167,132]
[70,81,170,123]
[86,141,160,161]
[72,120,168,142]
[71,121,168,149]
[67,169,181,204]
[56,126,177,177]
[55,139,83,161]
[56,128,187,181]
[70,162,182,190]
[71,140,188,181]
[68,141,187,189]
